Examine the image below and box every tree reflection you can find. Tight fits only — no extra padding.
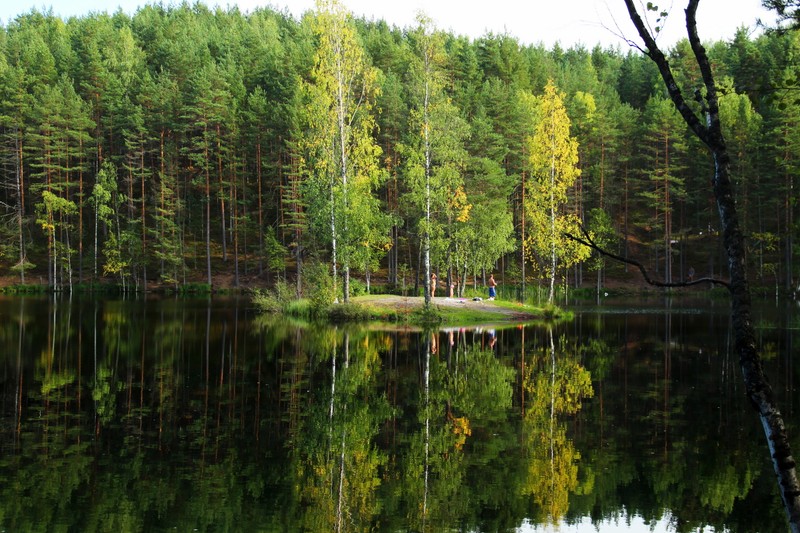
[0,297,795,531]
[401,328,516,531]
[292,329,389,532]
[521,326,593,524]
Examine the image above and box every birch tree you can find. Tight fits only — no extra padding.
[302,0,385,303]
[622,1,800,528]
[403,13,470,306]
[524,80,589,304]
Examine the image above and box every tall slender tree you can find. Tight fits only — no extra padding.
[0,63,34,281]
[623,1,800,528]
[640,95,687,282]
[301,0,384,303]
[524,80,588,304]
[184,63,231,287]
[403,13,470,306]
[90,161,129,287]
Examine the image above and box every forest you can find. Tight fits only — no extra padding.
[0,0,797,298]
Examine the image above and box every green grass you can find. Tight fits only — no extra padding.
[251,291,566,327]
[350,295,547,326]
[0,283,48,294]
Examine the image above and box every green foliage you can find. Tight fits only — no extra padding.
[0,5,796,294]
[175,283,212,294]
[0,283,48,294]
[347,277,367,297]
[586,208,616,287]
[252,278,297,313]
[411,304,443,326]
[402,14,471,305]
[327,302,372,322]
[264,227,288,277]
[9,257,36,275]
[299,0,386,303]
[303,260,336,317]
[524,80,589,302]
[541,304,573,321]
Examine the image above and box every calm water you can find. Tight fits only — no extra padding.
[0,294,798,532]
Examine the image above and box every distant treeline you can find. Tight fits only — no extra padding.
[0,1,797,294]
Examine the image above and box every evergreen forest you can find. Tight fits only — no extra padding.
[0,0,798,297]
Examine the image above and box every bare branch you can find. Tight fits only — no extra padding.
[565,225,731,291]
[599,1,647,52]
[622,0,712,146]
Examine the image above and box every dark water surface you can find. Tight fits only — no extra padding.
[0,294,798,532]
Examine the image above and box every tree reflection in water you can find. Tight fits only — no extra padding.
[521,326,593,525]
[0,296,795,532]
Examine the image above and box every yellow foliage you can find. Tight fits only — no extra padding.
[449,186,472,223]
[451,416,472,450]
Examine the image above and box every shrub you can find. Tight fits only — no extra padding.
[327,302,371,322]
[541,304,573,321]
[304,261,335,317]
[0,284,47,294]
[178,282,212,294]
[411,304,443,326]
[252,279,298,313]
[348,278,367,297]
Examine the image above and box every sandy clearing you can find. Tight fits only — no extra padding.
[354,294,534,319]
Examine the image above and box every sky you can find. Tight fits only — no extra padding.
[0,0,777,49]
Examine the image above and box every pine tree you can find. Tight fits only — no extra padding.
[183,63,231,287]
[27,76,93,289]
[639,95,687,283]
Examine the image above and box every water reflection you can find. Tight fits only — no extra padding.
[521,326,593,525]
[0,295,796,532]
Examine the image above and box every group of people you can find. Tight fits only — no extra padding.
[429,273,497,300]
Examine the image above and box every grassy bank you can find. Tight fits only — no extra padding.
[252,290,564,327]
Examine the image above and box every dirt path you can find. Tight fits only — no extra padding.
[354,294,532,319]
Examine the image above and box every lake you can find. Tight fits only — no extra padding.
[0,294,798,532]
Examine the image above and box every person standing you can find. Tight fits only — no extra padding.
[430,272,437,298]
[488,274,497,300]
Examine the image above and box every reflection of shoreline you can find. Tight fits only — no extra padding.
[5,297,787,532]
[430,326,501,354]
[518,513,681,532]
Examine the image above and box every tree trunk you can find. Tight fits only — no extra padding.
[521,169,526,302]
[423,110,432,305]
[624,1,800,529]
[217,129,227,264]
[233,164,240,288]
[140,145,147,292]
[78,138,84,285]
[330,174,338,302]
[205,136,212,288]
[257,138,264,277]
[15,130,26,284]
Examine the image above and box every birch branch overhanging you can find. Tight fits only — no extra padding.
[564,224,732,291]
